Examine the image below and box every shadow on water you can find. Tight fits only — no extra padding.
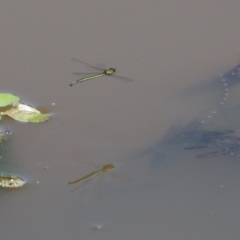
[142,62,240,168]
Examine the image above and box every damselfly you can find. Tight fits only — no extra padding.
[70,59,133,86]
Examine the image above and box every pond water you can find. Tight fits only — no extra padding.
[1,1,240,239]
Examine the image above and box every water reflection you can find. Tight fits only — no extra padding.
[68,163,115,185]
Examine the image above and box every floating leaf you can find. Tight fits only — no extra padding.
[0,93,19,107]
[1,103,50,123]
[0,174,26,188]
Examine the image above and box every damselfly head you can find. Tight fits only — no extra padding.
[102,164,115,172]
[104,68,116,75]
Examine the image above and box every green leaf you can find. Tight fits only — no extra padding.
[1,103,51,123]
[0,93,20,107]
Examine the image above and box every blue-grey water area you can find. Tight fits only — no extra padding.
[1,1,240,240]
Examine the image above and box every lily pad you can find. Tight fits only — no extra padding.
[0,93,19,107]
[1,103,50,123]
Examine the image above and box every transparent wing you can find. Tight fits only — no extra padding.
[112,75,134,83]
[72,59,104,71]
[73,72,101,76]
[92,172,105,200]
[72,59,133,82]
[70,177,93,193]
[95,63,106,70]
[109,170,133,183]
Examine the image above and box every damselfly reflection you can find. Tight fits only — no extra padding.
[70,59,133,86]
[68,164,115,185]
[68,161,132,198]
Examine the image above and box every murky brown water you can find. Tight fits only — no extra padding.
[1,1,240,239]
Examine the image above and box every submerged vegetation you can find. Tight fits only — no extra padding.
[145,62,240,165]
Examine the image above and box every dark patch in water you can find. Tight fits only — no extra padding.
[145,62,240,167]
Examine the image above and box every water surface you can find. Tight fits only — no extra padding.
[1,1,240,239]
